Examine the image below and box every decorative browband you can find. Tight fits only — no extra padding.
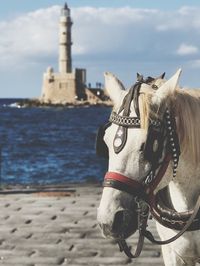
[109,112,161,128]
[109,112,140,127]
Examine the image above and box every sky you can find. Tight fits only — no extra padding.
[1,1,200,98]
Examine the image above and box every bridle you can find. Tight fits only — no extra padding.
[97,80,200,258]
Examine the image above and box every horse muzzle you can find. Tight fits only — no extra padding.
[98,209,138,240]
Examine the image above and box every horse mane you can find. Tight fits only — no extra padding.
[175,89,200,165]
[140,87,200,166]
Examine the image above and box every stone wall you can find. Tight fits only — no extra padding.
[41,68,78,104]
[40,67,110,105]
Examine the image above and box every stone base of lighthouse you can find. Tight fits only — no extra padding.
[41,67,87,104]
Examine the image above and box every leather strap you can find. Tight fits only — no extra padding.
[144,195,200,245]
[117,208,149,258]
[117,234,144,258]
[104,172,143,190]
[104,172,147,199]
[114,83,141,154]
[152,188,200,231]
[104,153,171,197]
[103,171,200,249]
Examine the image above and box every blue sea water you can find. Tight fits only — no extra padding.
[0,99,110,185]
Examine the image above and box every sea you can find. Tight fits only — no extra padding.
[0,99,111,185]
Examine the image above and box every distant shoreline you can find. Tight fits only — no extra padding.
[0,181,102,194]
[14,98,113,108]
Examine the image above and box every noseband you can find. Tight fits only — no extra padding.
[100,81,200,258]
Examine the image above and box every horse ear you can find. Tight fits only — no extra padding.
[137,73,143,82]
[104,72,126,105]
[152,69,181,105]
[158,72,165,79]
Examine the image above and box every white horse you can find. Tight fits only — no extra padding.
[97,69,200,266]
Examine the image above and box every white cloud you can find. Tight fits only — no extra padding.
[189,59,200,68]
[0,6,60,68]
[1,5,200,66]
[1,5,200,96]
[156,6,200,31]
[177,43,199,56]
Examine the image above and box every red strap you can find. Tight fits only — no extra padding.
[105,172,142,189]
[104,154,172,196]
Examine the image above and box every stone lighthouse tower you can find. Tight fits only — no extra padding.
[40,2,88,104]
[59,3,72,73]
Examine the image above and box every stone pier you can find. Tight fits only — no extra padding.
[0,185,163,265]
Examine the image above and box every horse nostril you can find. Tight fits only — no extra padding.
[101,224,112,236]
[112,210,124,232]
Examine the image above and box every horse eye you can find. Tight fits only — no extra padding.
[139,142,145,152]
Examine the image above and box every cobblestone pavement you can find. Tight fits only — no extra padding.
[0,185,163,266]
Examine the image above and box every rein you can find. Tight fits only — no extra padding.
[101,81,200,259]
[104,171,200,256]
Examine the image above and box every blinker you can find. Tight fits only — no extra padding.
[95,122,111,159]
[143,125,165,166]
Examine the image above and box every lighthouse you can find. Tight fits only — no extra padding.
[41,3,104,105]
[41,3,87,104]
[59,3,73,73]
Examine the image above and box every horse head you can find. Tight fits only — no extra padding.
[97,69,181,241]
